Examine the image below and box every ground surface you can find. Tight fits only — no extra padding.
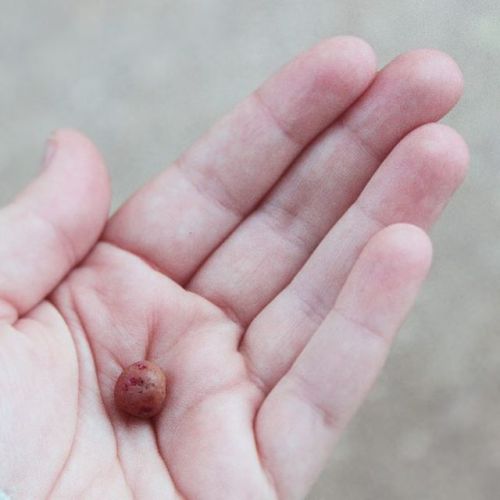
[1,2,499,499]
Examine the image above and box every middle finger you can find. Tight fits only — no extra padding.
[188,49,463,326]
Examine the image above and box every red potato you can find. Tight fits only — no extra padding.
[114,361,167,418]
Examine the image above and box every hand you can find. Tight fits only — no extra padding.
[0,37,468,500]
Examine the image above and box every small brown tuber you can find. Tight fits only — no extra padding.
[114,360,166,418]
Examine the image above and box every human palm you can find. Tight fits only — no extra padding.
[0,38,468,500]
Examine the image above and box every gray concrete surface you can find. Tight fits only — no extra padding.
[1,1,500,499]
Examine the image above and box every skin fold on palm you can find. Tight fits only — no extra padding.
[0,37,468,500]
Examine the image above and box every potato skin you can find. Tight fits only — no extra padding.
[114,361,166,418]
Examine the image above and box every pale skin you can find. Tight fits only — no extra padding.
[0,37,469,499]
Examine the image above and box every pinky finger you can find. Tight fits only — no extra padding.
[255,223,432,500]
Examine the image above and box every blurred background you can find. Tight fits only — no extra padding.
[1,1,499,498]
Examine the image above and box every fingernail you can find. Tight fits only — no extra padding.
[41,136,57,169]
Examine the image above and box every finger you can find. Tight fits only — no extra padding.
[104,37,377,282]
[242,123,468,390]
[256,224,432,500]
[188,50,463,326]
[0,129,111,322]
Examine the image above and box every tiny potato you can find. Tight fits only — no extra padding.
[114,360,167,418]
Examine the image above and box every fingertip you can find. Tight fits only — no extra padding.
[309,35,378,94]
[53,128,111,186]
[257,36,378,144]
[313,35,377,69]
[336,223,433,336]
[405,123,470,187]
[17,128,112,261]
[366,223,433,278]
[392,49,464,109]
[46,128,111,212]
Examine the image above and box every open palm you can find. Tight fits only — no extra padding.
[0,38,468,500]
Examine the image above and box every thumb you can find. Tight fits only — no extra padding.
[0,129,111,323]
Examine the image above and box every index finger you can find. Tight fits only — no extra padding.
[104,37,377,283]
